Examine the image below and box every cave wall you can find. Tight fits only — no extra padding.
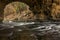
[0,0,54,22]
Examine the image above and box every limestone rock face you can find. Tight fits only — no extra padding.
[3,2,35,22]
[51,3,60,20]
